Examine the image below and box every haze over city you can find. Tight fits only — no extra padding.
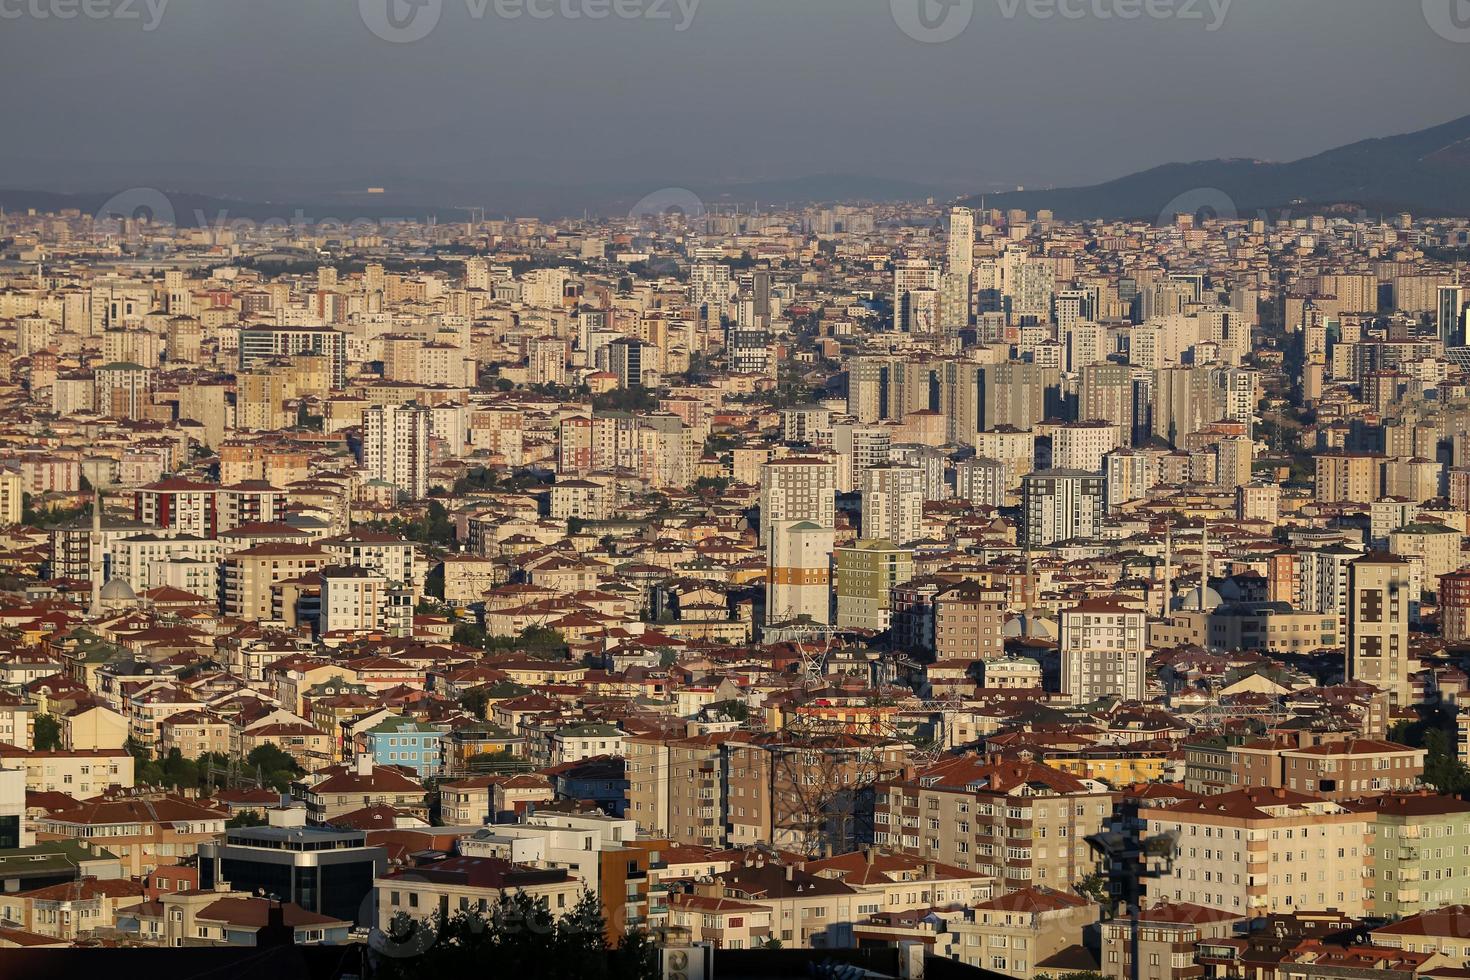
[1,0,1468,209]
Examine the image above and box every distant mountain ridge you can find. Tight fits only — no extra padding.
[964,113,1470,220]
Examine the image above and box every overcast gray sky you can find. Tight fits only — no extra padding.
[1,0,1467,204]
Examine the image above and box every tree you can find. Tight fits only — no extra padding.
[227,809,267,828]
[34,714,62,751]
[21,495,90,528]
[708,699,748,722]
[161,748,200,790]
[459,687,491,719]
[1389,704,1470,793]
[591,386,657,413]
[452,621,488,649]
[1422,728,1470,794]
[126,738,166,787]
[371,890,655,980]
[424,563,446,600]
[246,744,304,792]
[1074,872,1109,903]
[485,627,568,659]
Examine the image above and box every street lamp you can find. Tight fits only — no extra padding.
[1086,828,1180,980]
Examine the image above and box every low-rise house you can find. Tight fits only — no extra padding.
[35,794,228,876]
[0,745,134,796]
[0,876,146,940]
[120,889,352,946]
[1100,901,1245,980]
[360,716,446,779]
[945,886,1100,980]
[294,757,427,824]
[667,893,773,950]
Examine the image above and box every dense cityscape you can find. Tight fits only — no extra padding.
[0,187,1465,979]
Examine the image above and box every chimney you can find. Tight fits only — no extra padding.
[785,863,794,882]
[356,754,374,777]
[865,846,875,866]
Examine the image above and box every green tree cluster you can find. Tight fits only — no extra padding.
[34,714,63,751]
[124,741,304,794]
[1389,705,1470,793]
[374,891,654,980]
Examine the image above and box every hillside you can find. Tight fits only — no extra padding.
[965,113,1470,220]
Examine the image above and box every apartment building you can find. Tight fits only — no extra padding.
[726,732,908,854]
[696,855,858,949]
[1344,791,1470,918]
[1229,737,1424,801]
[294,757,427,823]
[376,852,582,934]
[1139,787,1371,917]
[1101,902,1245,980]
[947,886,1100,979]
[933,581,1008,663]
[36,794,228,877]
[219,543,329,622]
[875,755,1113,892]
[1060,598,1147,704]
[626,731,747,845]
[0,746,134,796]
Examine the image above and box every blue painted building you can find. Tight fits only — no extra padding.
[361,716,445,778]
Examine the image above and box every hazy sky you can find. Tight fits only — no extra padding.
[1,0,1467,203]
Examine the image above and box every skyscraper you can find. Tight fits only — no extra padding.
[1439,283,1469,350]
[1021,470,1104,548]
[947,208,975,278]
[1347,553,1413,706]
[759,458,837,552]
[860,464,924,546]
[768,520,835,626]
[364,402,431,500]
[761,457,837,626]
[1060,598,1147,704]
[893,259,940,332]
